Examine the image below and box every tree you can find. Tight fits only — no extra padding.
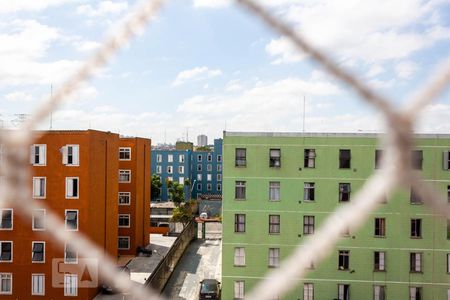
[151,174,162,200]
[167,180,185,206]
[171,204,192,228]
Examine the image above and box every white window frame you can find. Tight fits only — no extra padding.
[410,252,422,272]
[197,183,202,191]
[0,273,12,295]
[31,241,45,263]
[207,174,212,182]
[0,209,13,230]
[304,283,314,300]
[156,154,162,163]
[268,248,280,268]
[197,174,202,181]
[197,164,202,171]
[217,155,222,162]
[217,174,222,181]
[32,209,46,231]
[65,177,79,199]
[30,144,46,166]
[65,210,78,231]
[207,164,212,171]
[338,284,350,300]
[373,285,385,300]
[178,166,184,174]
[179,177,184,185]
[118,236,130,250]
[31,273,45,296]
[217,183,222,191]
[168,154,173,163]
[269,181,280,201]
[118,192,131,206]
[156,165,162,174]
[217,164,222,172]
[197,154,202,162]
[234,281,244,300]
[409,287,422,300]
[118,214,131,228]
[0,241,13,262]
[234,247,245,266]
[119,170,131,183]
[62,145,79,166]
[207,154,212,162]
[167,165,173,174]
[207,183,212,191]
[374,251,385,271]
[32,177,46,199]
[179,154,185,163]
[119,147,131,161]
[64,243,78,264]
[64,274,78,296]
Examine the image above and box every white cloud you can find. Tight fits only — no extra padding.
[366,65,385,78]
[76,1,129,17]
[265,37,305,64]
[172,66,222,86]
[192,0,230,9]
[415,104,450,133]
[395,61,419,80]
[225,79,244,92]
[5,91,34,102]
[0,0,78,14]
[74,40,102,53]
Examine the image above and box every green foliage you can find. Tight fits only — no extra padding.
[171,203,192,227]
[196,146,211,151]
[167,180,185,206]
[151,174,162,200]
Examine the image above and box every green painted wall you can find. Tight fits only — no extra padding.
[222,133,450,300]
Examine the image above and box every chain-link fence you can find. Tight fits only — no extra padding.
[1,0,449,299]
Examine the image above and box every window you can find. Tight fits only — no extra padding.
[235,148,246,167]
[374,218,386,237]
[217,183,222,191]
[373,285,385,300]
[448,219,450,239]
[207,164,212,172]
[443,150,450,170]
[119,147,131,160]
[303,216,315,235]
[197,174,202,181]
[269,215,280,234]
[207,174,212,181]
[409,287,422,300]
[31,274,45,295]
[207,154,212,162]
[339,183,351,202]
[410,188,422,204]
[234,214,245,233]
[64,274,77,296]
[32,177,46,198]
[179,177,184,184]
[412,150,423,170]
[375,150,383,169]
[235,181,246,200]
[168,154,173,163]
[65,210,78,231]
[0,209,12,230]
[0,273,12,295]
[32,242,45,263]
[207,183,212,191]
[338,284,350,300]
[179,154,185,163]
[269,149,281,167]
[62,145,79,166]
[448,185,450,203]
[118,214,130,228]
[304,149,316,168]
[31,144,46,166]
[197,164,202,171]
[156,154,162,162]
[65,243,77,263]
[268,248,280,268]
[0,242,12,262]
[197,154,202,162]
[304,182,315,201]
[118,192,130,205]
[411,219,422,238]
[119,170,131,183]
[118,237,130,250]
[65,177,79,198]
[339,149,351,169]
[217,164,222,172]
[156,165,162,174]
[269,181,280,201]
[217,155,222,162]
[33,209,46,230]
[197,183,202,191]
[338,250,349,270]
[304,283,314,300]
[217,174,222,181]
[167,166,173,174]
[447,253,450,273]
[178,166,184,174]
[410,252,422,272]
[374,251,385,271]
[234,281,245,300]
[234,247,245,266]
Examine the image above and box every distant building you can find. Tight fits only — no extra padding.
[175,141,194,151]
[197,134,208,147]
[192,138,222,199]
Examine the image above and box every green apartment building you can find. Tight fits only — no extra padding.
[222,132,450,300]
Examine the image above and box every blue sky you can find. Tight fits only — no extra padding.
[1,0,450,144]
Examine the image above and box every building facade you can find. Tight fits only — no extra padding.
[0,130,152,299]
[192,139,223,199]
[222,132,450,300]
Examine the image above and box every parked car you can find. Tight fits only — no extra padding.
[199,279,221,300]
[199,212,208,219]
[102,266,130,294]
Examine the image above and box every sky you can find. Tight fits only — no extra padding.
[1,0,450,144]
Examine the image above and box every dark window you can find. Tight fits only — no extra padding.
[304,183,315,201]
[374,251,385,271]
[374,218,386,237]
[269,215,280,234]
[447,185,450,204]
[303,216,314,235]
[235,181,246,200]
[412,150,423,170]
[32,242,44,262]
[410,188,422,204]
[410,252,422,272]
[339,183,351,202]
[0,242,12,261]
[339,149,351,169]
[269,149,281,168]
[0,210,12,229]
[119,148,131,160]
[207,154,212,162]
[304,149,316,168]
[234,214,245,233]
[235,148,246,167]
[409,287,422,300]
[443,151,450,170]
[338,250,349,270]
[373,285,386,300]
[65,211,78,230]
[338,284,350,300]
[411,219,422,238]
[447,219,450,239]
[65,243,77,263]
[375,150,383,169]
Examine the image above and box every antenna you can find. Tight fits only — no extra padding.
[50,84,53,130]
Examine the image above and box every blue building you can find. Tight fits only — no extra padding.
[151,138,222,201]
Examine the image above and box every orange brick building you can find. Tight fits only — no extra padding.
[0,130,151,299]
